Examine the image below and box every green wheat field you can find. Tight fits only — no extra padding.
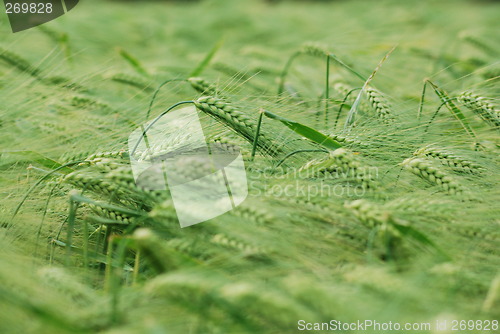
[0,0,499,333]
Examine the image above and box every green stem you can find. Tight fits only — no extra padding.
[12,160,84,220]
[66,197,77,266]
[277,51,300,97]
[146,78,186,120]
[327,53,365,82]
[335,87,361,130]
[34,183,60,258]
[131,101,194,157]
[83,220,89,270]
[104,237,114,293]
[426,80,476,140]
[251,109,264,160]
[133,249,140,286]
[425,98,458,134]
[325,55,330,126]
[274,149,329,169]
[417,80,428,121]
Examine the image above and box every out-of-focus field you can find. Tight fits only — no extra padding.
[0,0,499,333]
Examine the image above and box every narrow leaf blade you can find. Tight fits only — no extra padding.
[118,48,149,76]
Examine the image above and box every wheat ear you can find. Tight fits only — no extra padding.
[194,96,278,156]
[458,91,500,129]
[413,146,481,173]
[402,158,465,195]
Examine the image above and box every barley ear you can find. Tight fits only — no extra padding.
[458,91,500,129]
[251,109,265,160]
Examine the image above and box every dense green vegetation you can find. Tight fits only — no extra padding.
[0,0,499,333]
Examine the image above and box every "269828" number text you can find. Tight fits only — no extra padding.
[5,2,53,14]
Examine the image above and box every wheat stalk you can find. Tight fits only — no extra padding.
[194,96,279,155]
[413,145,481,173]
